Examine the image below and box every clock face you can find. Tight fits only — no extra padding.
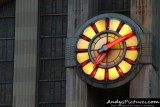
[75,13,142,88]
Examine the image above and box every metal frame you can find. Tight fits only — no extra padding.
[75,13,143,89]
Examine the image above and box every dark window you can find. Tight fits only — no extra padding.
[38,0,67,107]
[99,0,130,16]
[0,1,15,107]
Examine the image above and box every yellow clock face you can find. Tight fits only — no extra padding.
[75,13,142,88]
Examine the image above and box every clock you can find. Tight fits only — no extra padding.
[75,13,142,88]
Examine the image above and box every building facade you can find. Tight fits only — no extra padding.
[0,0,159,107]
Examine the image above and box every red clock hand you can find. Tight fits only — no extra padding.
[93,32,134,66]
[107,32,134,49]
[93,52,107,67]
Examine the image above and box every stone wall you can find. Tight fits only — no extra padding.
[130,0,160,98]
[13,0,38,106]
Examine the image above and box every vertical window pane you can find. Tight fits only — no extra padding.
[39,0,67,107]
[0,1,15,106]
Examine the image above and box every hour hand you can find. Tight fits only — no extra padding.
[93,52,107,67]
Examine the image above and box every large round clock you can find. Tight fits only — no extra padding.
[75,13,143,88]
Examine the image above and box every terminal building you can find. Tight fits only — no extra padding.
[0,0,160,107]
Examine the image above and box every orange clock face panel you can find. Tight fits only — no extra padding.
[75,13,142,88]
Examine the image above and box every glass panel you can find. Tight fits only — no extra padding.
[107,50,122,62]
[118,60,132,73]
[0,84,13,104]
[109,19,120,31]
[39,0,67,106]
[77,39,89,49]
[0,40,14,60]
[94,37,107,50]
[0,1,15,106]
[41,38,52,57]
[39,81,65,102]
[83,26,96,39]
[125,50,138,61]
[111,42,123,49]
[0,62,13,82]
[98,0,130,16]
[125,36,138,47]
[95,19,106,32]
[41,16,67,37]
[91,50,98,60]
[40,59,66,80]
[94,68,105,80]
[108,33,117,41]
[0,19,15,38]
[77,52,89,63]
[119,24,132,36]
[56,38,63,57]
[82,62,94,75]
[108,67,119,80]
[40,0,67,14]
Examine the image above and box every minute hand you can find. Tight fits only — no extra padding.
[107,32,134,49]
[93,32,134,67]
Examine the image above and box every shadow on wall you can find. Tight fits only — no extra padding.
[0,0,12,7]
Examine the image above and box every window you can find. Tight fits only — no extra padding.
[0,1,15,107]
[99,0,130,16]
[38,0,67,107]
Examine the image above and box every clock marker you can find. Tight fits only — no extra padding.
[116,21,124,33]
[127,46,139,50]
[80,35,91,42]
[116,66,124,77]
[91,23,98,34]
[81,59,90,67]
[124,58,135,65]
[106,18,109,30]
[91,67,98,78]
[105,69,109,80]
[76,49,88,53]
